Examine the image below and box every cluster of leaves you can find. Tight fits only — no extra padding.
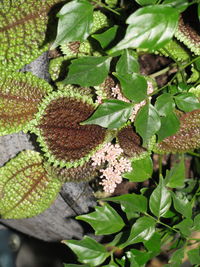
[49,0,200,265]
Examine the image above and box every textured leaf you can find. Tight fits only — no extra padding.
[52,0,93,48]
[149,177,171,218]
[64,236,109,266]
[114,73,147,102]
[144,232,161,253]
[81,99,133,129]
[155,93,175,116]
[135,0,157,5]
[34,90,109,168]
[169,248,184,266]
[76,204,124,235]
[135,103,161,145]
[163,0,188,13]
[171,192,192,218]
[112,5,179,51]
[123,156,153,182]
[193,214,200,231]
[122,216,156,247]
[165,158,185,188]
[128,249,151,266]
[156,110,200,153]
[0,71,52,136]
[0,0,60,71]
[116,49,139,74]
[0,150,61,219]
[63,56,111,86]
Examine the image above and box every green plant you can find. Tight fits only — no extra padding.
[0,0,200,265]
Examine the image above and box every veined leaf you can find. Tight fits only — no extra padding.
[64,236,109,266]
[165,158,185,188]
[52,0,93,48]
[76,203,124,235]
[0,71,52,136]
[81,99,133,129]
[92,25,119,49]
[116,49,140,75]
[174,93,200,112]
[0,150,61,219]
[171,192,192,218]
[0,0,60,71]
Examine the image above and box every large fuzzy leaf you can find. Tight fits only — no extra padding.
[0,71,52,136]
[0,0,61,71]
[0,150,62,219]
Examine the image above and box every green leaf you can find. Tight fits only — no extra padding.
[51,0,93,48]
[135,0,157,5]
[63,56,111,86]
[198,3,200,23]
[163,0,189,12]
[174,93,200,112]
[165,158,185,188]
[64,236,109,266]
[193,214,200,231]
[76,203,124,235]
[104,193,147,219]
[169,248,184,266]
[116,49,140,75]
[64,265,90,267]
[188,248,200,265]
[81,99,133,129]
[135,103,161,145]
[174,218,193,236]
[102,260,119,267]
[155,93,175,116]
[92,26,118,49]
[149,177,171,218]
[111,5,179,51]
[127,249,151,266]
[0,151,61,219]
[144,232,161,254]
[0,0,57,71]
[171,192,192,218]
[157,111,180,142]
[0,71,52,136]
[122,216,156,247]
[123,156,153,182]
[114,73,147,102]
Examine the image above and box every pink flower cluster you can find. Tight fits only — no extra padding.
[92,143,132,193]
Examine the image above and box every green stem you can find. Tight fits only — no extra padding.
[158,155,163,178]
[93,0,120,15]
[187,151,200,158]
[150,66,170,79]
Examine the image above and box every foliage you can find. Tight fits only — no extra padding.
[0,0,200,265]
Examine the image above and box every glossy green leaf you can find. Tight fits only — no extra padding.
[163,0,188,12]
[135,103,161,145]
[165,158,185,188]
[193,214,200,231]
[114,73,147,102]
[157,112,180,142]
[104,193,147,218]
[0,72,52,136]
[52,0,93,48]
[0,151,62,219]
[171,192,192,218]
[174,218,193,236]
[102,261,119,267]
[198,3,200,22]
[135,0,157,5]
[64,265,90,267]
[188,248,200,265]
[144,232,161,253]
[63,56,111,86]
[76,204,124,235]
[174,93,200,112]
[81,99,133,129]
[155,93,175,116]
[149,177,171,218]
[123,156,153,182]
[116,49,140,75]
[112,5,179,51]
[122,216,156,247]
[169,248,184,266]
[92,26,118,49]
[127,249,151,266]
[64,236,109,266]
